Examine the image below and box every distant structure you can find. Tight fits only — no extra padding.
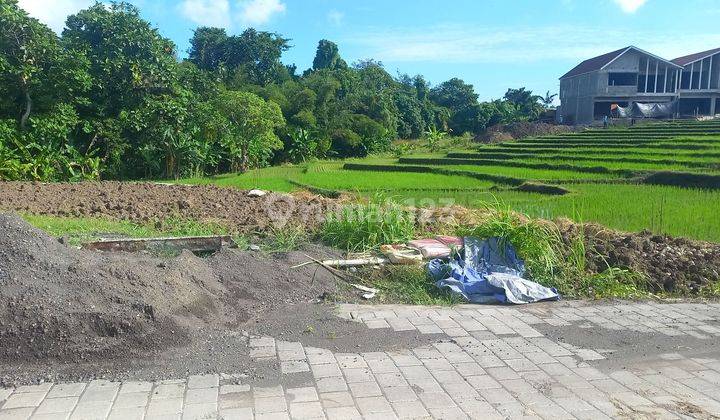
[558,46,720,124]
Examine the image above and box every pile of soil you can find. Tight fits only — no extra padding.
[558,220,720,292]
[0,181,339,233]
[0,213,348,363]
[478,121,575,143]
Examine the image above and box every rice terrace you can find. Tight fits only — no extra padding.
[182,119,720,242]
[3,1,720,419]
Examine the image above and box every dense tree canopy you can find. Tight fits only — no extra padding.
[0,0,552,181]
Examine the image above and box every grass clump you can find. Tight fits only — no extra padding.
[451,204,654,299]
[367,265,460,305]
[264,224,309,253]
[455,206,564,289]
[579,268,649,299]
[321,198,415,252]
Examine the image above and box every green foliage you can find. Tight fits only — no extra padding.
[189,26,290,85]
[0,105,99,181]
[214,90,285,172]
[322,198,415,251]
[579,268,648,299]
[456,206,563,287]
[22,214,228,246]
[286,128,317,163]
[312,40,347,71]
[63,2,178,117]
[264,224,309,253]
[368,265,460,305]
[504,87,544,120]
[424,126,447,152]
[0,0,558,181]
[330,128,364,157]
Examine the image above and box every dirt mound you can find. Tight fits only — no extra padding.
[0,182,339,233]
[557,219,720,292]
[0,213,346,362]
[478,121,575,143]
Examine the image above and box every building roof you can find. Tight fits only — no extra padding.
[560,47,629,79]
[560,46,682,80]
[672,47,720,66]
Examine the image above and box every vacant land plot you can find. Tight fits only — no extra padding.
[178,120,720,241]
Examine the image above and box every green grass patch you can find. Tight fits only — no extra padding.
[365,265,460,305]
[22,214,230,245]
[440,164,622,180]
[263,224,310,253]
[321,198,415,252]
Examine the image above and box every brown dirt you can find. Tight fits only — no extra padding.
[0,181,339,233]
[477,121,575,143]
[557,219,720,292]
[0,213,349,363]
[0,213,444,386]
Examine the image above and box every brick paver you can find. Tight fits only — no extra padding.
[2,301,720,419]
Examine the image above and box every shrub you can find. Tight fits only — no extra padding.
[322,199,415,251]
[455,207,563,288]
[330,128,365,157]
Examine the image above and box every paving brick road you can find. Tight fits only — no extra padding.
[2,301,720,419]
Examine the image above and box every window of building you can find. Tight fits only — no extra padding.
[608,73,637,86]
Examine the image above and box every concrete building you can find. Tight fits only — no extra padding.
[558,46,720,124]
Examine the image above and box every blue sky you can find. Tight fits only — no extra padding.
[18,0,720,100]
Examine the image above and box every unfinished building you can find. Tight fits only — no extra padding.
[559,46,720,124]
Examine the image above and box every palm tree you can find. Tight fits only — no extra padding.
[540,91,558,109]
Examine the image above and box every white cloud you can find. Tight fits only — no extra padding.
[345,24,720,65]
[238,0,286,25]
[612,0,648,13]
[327,10,344,26]
[179,0,231,28]
[18,0,93,33]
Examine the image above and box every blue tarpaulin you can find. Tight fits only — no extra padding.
[428,237,560,304]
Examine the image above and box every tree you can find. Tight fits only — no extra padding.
[430,78,481,134]
[188,27,228,71]
[504,87,543,119]
[63,2,178,117]
[214,91,285,172]
[0,0,89,129]
[224,29,291,85]
[540,91,558,109]
[312,40,347,71]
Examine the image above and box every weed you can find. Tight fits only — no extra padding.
[322,197,415,251]
[579,268,649,299]
[455,204,564,289]
[367,265,460,305]
[700,281,720,297]
[231,235,250,251]
[264,224,309,253]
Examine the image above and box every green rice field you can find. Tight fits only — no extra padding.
[180,120,720,242]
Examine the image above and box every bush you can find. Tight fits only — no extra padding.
[330,128,365,157]
[455,207,563,288]
[350,114,391,154]
[322,199,415,251]
[0,106,100,181]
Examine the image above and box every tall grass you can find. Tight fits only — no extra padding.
[454,205,564,289]
[321,197,415,251]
